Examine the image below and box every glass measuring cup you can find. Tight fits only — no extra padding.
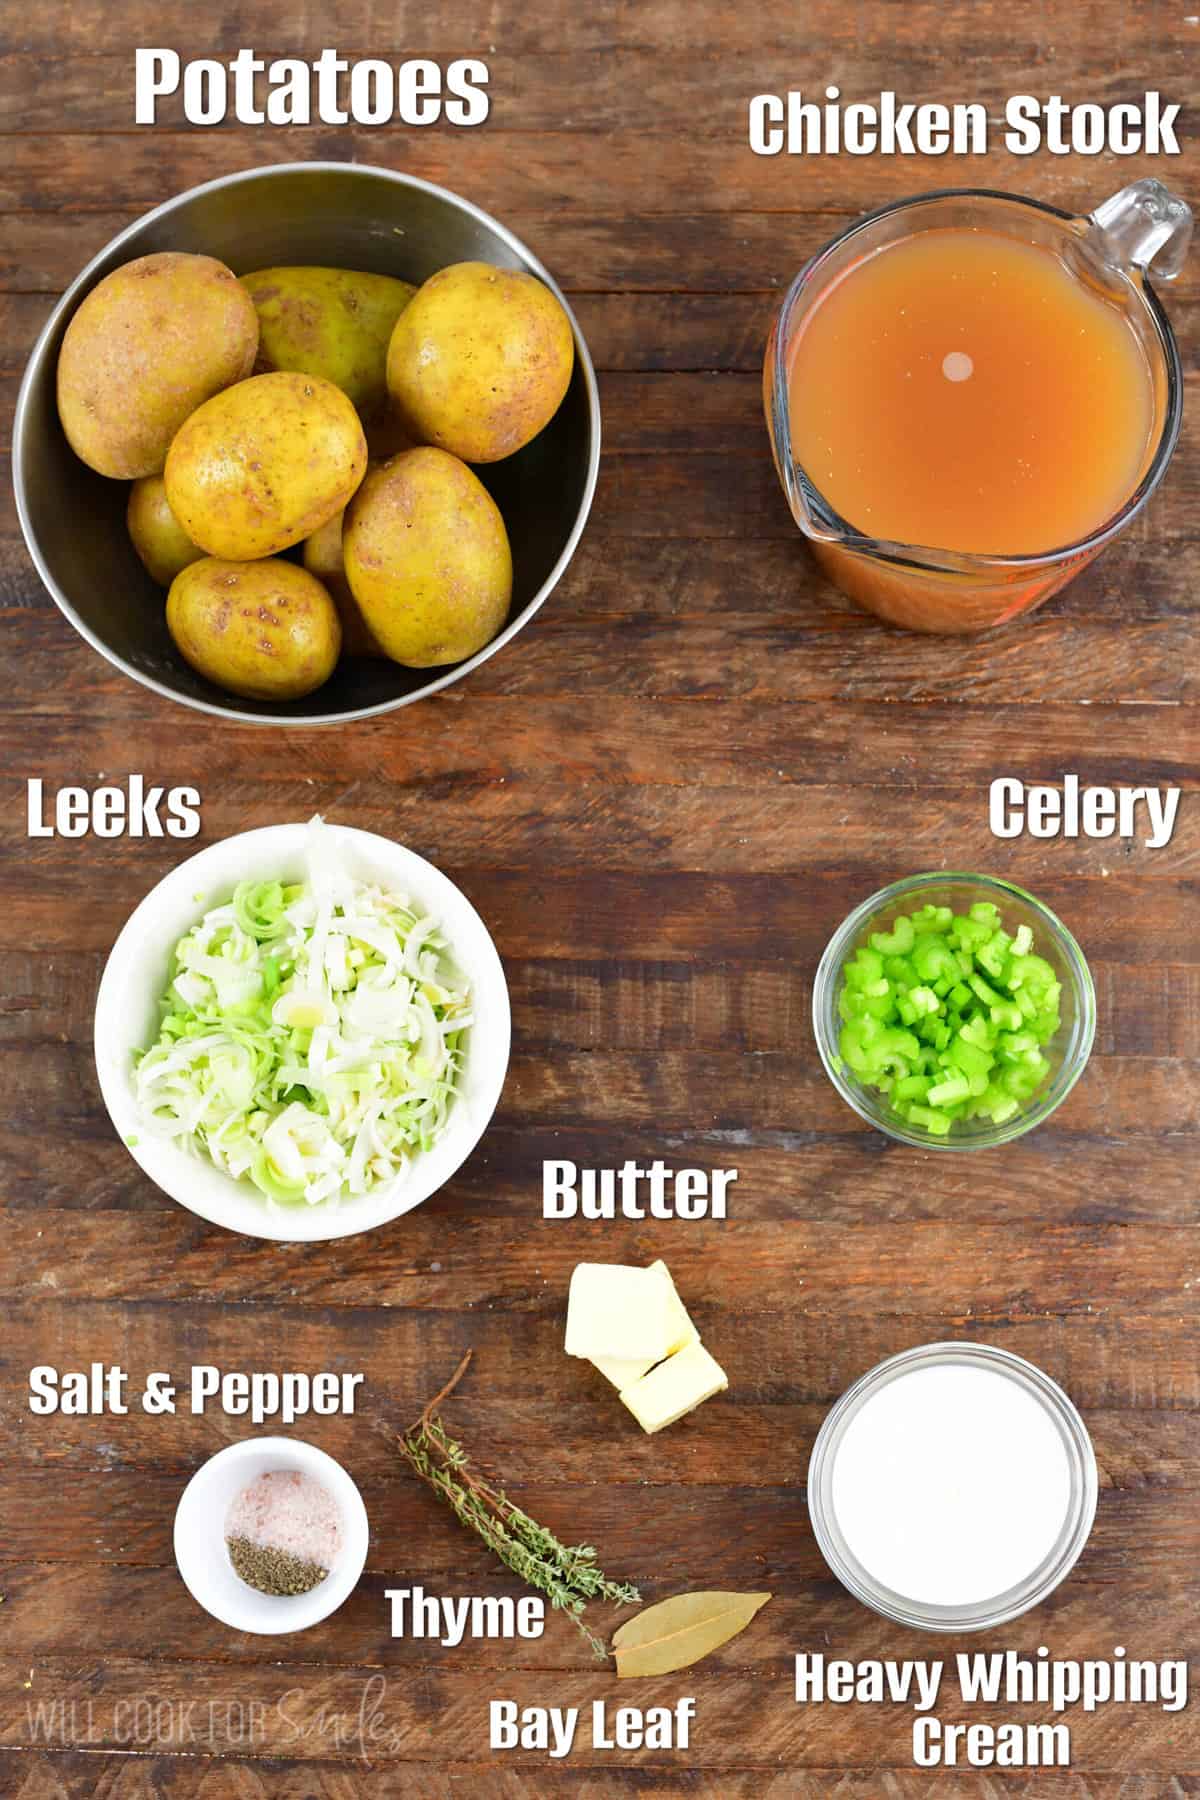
[764,181,1191,633]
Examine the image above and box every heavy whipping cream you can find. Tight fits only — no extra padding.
[830,1362,1073,1607]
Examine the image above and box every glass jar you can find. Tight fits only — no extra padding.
[808,1342,1099,1632]
[812,872,1096,1150]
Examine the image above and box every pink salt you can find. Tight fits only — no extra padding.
[226,1469,343,1567]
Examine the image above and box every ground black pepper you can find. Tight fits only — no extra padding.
[226,1533,329,1596]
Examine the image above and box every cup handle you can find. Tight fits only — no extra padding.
[1087,178,1193,282]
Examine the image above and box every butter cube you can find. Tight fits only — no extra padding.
[649,1259,700,1356]
[590,1351,658,1390]
[620,1341,728,1434]
[565,1263,676,1362]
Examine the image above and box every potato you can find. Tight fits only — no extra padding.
[343,447,512,667]
[303,505,386,659]
[386,261,574,463]
[127,475,204,588]
[167,557,341,701]
[164,371,367,560]
[241,266,416,422]
[57,252,258,479]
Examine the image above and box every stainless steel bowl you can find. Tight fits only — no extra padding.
[13,162,601,725]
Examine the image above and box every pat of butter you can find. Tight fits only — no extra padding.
[584,1261,699,1385]
[590,1351,658,1390]
[565,1263,677,1362]
[620,1340,728,1434]
[649,1259,700,1356]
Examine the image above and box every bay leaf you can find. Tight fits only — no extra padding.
[612,1590,771,1677]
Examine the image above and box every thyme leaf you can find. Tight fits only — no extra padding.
[390,1352,639,1659]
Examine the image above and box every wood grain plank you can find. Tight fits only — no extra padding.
[0,864,1195,964]
[11,778,1200,874]
[0,1756,1194,1798]
[3,1119,1198,1229]
[5,130,1198,220]
[0,1211,1194,1311]
[2,1654,1198,1770]
[2,696,1195,791]
[7,0,1200,60]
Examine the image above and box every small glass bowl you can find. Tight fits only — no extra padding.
[807,1342,1098,1632]
[813,872,1096,1150]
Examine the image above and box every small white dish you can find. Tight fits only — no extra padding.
[94,819,511,1241]
[174,1436,369,1635]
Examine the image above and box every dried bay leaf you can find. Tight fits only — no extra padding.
[612,1590,771,1677]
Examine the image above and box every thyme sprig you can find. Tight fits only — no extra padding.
[392,1351,640,1659]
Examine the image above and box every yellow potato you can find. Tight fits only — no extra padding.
[57,252,258,479]
[167,557,341,701]
[127,475,204,587]
[386,261,574,463]
[241,266,416,421]
[164,371,367,560]
[343,447,512,667]
[303,505,387,659]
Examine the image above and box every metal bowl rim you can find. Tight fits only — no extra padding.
[12,160,602,727]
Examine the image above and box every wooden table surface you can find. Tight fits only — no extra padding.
[2,2,1198,1794]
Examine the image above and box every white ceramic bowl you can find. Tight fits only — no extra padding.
[95,820,510,1241]
[174,1436,369,1634]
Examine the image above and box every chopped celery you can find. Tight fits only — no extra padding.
[835,896,1062,1137]
[908,1104,953,1135]
[968,972,1003,1007]
[976,931,1012,980]
[869,915,915,955]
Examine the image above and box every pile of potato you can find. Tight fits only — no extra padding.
[55,250,575,701]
